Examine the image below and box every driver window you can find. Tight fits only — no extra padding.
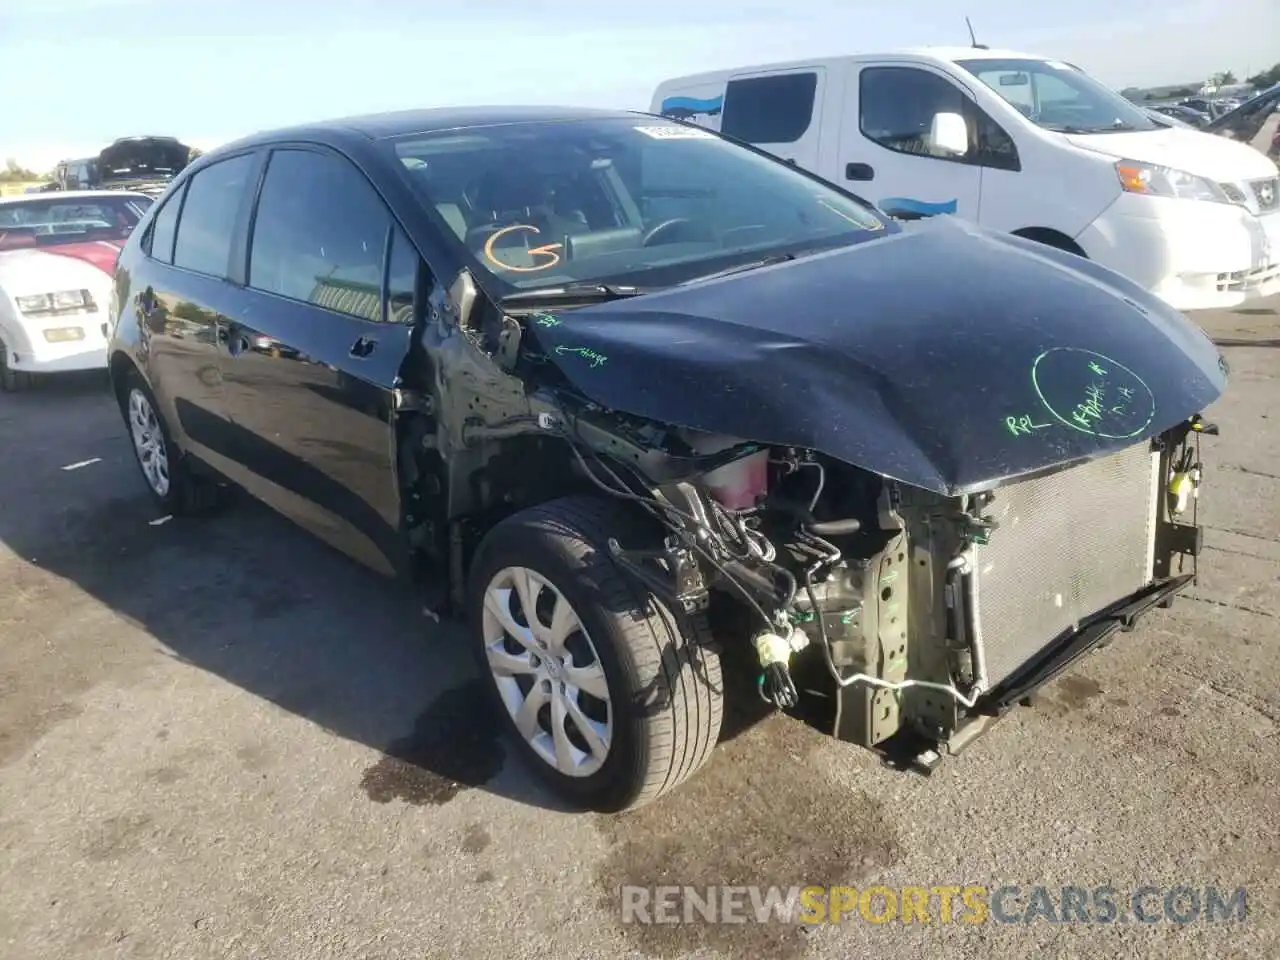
[248,148,388,322]
[859,67,973,161]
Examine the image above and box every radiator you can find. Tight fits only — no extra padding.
[970,442,1162,687]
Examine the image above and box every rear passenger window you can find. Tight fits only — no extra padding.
[248,149,388,323]
[146,184,183,264]
[172,154,254,277]
[721,73,818,144]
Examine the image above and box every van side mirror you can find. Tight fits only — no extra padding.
[930,111,970,157]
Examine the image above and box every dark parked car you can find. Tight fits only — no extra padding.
[1206,83,1280,158]
[1149,103,1210,127]
[107,106,1226,812]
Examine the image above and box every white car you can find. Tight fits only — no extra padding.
[0,190,152,391]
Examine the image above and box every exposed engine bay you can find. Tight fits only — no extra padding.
[392,230,1228,783]
[422,372,1214,768]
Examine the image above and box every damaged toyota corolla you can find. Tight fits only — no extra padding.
[107,107,1228,813]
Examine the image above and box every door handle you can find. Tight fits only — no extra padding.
[845,162,875,181]
[350,336,377,358]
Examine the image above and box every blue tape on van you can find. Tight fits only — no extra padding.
[880,197,959,218]
[660,95,724,116]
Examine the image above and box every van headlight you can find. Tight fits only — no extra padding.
[1114,159,1229,203]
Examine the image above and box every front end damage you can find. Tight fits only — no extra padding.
[400,222,1229,777]
[508,397,1216,770]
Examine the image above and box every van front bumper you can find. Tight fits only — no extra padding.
[1078,193,1280,312]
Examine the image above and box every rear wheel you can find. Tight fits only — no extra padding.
[468,496,723,812]
[119,371,221,515]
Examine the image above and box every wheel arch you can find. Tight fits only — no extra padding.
[394,412,650,612]
[108,349,140,406]
[1011,226,1089,257]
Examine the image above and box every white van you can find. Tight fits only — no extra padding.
[650,47,1280,312]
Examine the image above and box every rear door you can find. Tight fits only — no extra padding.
[719,67,826,171]
[839,63,984,221]
[131,151,260,461]
[217,145,421,576]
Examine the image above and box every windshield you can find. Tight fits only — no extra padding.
[388,117,890,293]
[97,139,190,180]
[957,58,1160,134]
[0,196,150,251]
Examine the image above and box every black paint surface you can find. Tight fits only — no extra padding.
[535,216,1227,494]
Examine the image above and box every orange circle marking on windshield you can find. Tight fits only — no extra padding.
[483,223,563,273]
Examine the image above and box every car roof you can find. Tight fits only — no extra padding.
[0,189,152,206]
[652,47,1071,90]
[212,105,649,153]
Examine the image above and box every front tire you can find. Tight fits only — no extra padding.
[0,339,33,392]
[468,496,723,812]
[119,371,221,515]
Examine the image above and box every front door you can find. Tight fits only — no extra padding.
[216,146,421,576]
[840,63,983,222]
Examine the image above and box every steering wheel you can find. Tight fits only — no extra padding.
[642,217,695,247]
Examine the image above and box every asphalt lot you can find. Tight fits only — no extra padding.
[1,296,1278,960]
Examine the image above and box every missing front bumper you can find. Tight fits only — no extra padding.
[975,571,1196,713]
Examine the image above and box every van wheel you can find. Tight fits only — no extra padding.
[468,496,723,812]
[118,371,222,515]
[0,341,33,392]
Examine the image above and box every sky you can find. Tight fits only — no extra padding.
[2,0,1277,172]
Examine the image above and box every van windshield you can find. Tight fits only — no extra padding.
[957,58,1160,134]
[388,117,890,293]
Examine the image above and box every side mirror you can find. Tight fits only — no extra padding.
[930,111,970,157]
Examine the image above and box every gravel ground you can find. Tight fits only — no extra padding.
[0,296,1277,960]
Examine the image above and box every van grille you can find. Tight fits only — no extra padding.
[1250,177,1278,212]
[970,443,1161,687]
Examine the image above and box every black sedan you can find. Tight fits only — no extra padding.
[107,106,1224,812]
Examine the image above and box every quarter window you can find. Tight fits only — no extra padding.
[146,185,184,264]
[386,226,419,324]
[172,153,255,277]
[721,73,818,144]
[248,149,388,323]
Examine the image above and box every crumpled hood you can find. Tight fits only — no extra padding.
[1065,126,1278,180]
[530,216,1227,495]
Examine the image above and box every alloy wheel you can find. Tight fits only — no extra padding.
[481,565,613,777]
[127,387,171,498]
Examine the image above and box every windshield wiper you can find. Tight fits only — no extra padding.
[1048,121,1141,134]
[681,253,797,285]
[497,282,653,309]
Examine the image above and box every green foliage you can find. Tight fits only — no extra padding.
[1246,63,1280,90]
[0,158,47,183]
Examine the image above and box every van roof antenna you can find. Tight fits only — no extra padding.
[965,16,989,50]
